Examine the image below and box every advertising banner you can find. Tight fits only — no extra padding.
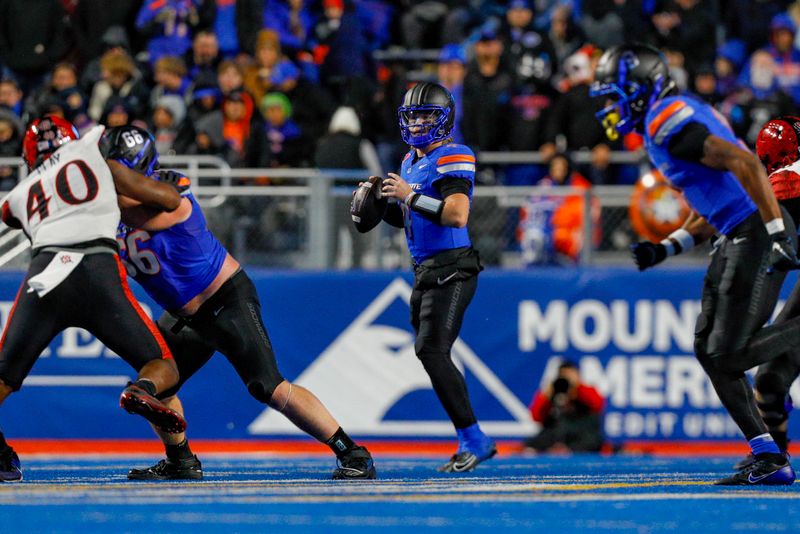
[1,268,797,441]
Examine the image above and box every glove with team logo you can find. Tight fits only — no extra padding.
[154,169,191,196]
[768,231,800,273]
[630,241,667,271]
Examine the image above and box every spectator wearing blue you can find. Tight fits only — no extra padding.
[243,30,295,104]
[150,56,191,108]
[269,59,335,144]
[187,71,221,123]
[0,79,24,119]
[213,0,241,57]
[314,0,371,92]
[185,30,221,81]
[437,44,466,145]
[135,0,215,65]
[764,13,800,105]
[254,92,306,168]
[716,39,748,98]
[721,49,794,147]
[263,0,314,53]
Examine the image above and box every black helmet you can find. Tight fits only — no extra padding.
[397,82,456,147]
[589,43,677,140]
[102,125,159,176]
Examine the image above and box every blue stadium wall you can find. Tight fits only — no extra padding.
[1,268,798,442]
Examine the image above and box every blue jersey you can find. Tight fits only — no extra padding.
[117,193,227,312]
[644,95,757,235]
[400,143,476,262]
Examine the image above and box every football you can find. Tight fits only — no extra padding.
[350,175,387,233]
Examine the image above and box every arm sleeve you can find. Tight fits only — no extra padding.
[530,391,551,423]
[575,385,604,414]
[434,177,472,198]
[383,202,405,228]
[665,121,711,163]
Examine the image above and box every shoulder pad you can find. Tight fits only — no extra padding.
[646,97,696,146]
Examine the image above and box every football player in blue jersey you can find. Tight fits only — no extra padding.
[374,82,496,472]
[591,43,800,485]
[106,125,376,480]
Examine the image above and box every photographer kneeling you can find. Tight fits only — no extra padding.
[525,361,605,453]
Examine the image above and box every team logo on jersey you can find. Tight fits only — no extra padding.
[629,170,690,242]
[248,278,536,436]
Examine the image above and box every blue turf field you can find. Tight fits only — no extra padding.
[1,454,799,533]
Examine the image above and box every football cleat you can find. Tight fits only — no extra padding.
[715,455,796,486]
[0,447,22,482]
[732,453,755,471]
[128,456,203,480]
[439,437,497,473]
[332,446,376,480]
[119,384,187,434]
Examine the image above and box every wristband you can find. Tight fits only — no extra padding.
[410,194,444,221]
[766,218,785,235]
[663,228,694,256]
[404,192,417,206]
[659,238,676,256]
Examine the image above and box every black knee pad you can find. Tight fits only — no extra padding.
[755,372,790,427]
[247,375,284,404]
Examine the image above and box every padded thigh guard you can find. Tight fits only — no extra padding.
[155,271,285,404]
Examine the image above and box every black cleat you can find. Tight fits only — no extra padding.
[128,456,203,480]
[332,446,376,479]
[733,453,755,471]
[439,437,497,473]
[120,384,187,434]
[0,447,21,482]
[715,455,796,486]
[438,447,497,473]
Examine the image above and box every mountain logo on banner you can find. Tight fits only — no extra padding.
[247,278,536,436]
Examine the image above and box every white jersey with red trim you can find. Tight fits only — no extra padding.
[769,160,800,201]
[2,125,120,249]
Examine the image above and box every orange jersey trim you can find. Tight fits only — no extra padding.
[114,256,173,360]
[647,101,687,139]
[437,154,476,165]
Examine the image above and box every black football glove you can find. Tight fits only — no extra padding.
[768,231,800,273]
[630,241,668,271]
[154,169,191,195]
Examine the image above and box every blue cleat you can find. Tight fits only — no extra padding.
[715,455,795,486]
[439,425,497,473]
[0,447,22,482]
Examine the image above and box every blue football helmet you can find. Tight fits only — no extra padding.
[589,43,677,140]
[397,82,455,148]
[102,125,159,176]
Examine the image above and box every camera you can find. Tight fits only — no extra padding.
[552,377,570,395]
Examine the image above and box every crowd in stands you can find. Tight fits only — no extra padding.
[0,0,798,188]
